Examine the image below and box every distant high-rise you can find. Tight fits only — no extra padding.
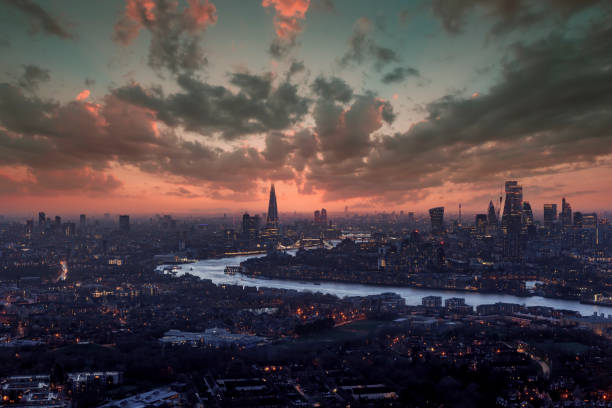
[501,181,522,232]
[501,181,523,259]
[242,213,260,240]
[119,215,130,232]
[65,222,76,237]
[38,212,46,227]
[25,219,34,236]
[522,201,534,226]
[475,214,487,234]
[54,216,61,228]
[543,204,557,229]
[561,197,572,227]
[486,201,497,231]
[320,208,327,225]
[573,211,583,228]
[314,210,321,224]
[429,207,444,234]
[266,184,279,228]
[582,212,597,229]
[79,214,86,228]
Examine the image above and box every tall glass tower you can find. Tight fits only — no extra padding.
[266,184,279,228]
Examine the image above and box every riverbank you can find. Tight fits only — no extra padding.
[158,254,612,317]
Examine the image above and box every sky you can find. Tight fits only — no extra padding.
[0,0,611,218]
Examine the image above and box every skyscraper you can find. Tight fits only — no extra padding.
[561,197,572,227]
[543,204,557,230]
[522,201,534,226]
[119,215,130,232]
[320,208,327,225]
[429,207,444,234]
[38,212,46,228]
[266,184,279,228]
[314,210,321,224]
[242,213,260,240]
[501,181,522,232]
[79,214,86,229]
[501,181,523,259]
[573,211,583,228]
[475,214,487,234]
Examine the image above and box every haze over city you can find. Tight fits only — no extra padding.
[0,0,611,216]
[3,2,612,407]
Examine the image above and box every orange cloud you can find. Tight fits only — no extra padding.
[126,0,155,22]
[262,0,310,39]
[184,0,217,32]
[75,89,90,101]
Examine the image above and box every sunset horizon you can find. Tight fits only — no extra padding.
[1,0,611,217]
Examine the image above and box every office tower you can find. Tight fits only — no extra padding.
[522,201,536,240]
[522,202,534,225]
[54,216,61,228]
[543,204,557,230]
[500,181,523,259]
[429,207,444,234]
[582,213,597,228]
[314,210,320,224]
[561,197,572,227]
[79,214,86,228]
[266,184,279,228]
[582,213,599,246]
[487,200,498,226]
[503,212,522,259]
[475,214,487,234]
[38,212,45,227]
[573,211,583,228]
[65,222,76,237]
[25,219,34,236]
[119,215,130,232]
[501,181,523,232]
[321,208,327,225]
[242,213,260,240]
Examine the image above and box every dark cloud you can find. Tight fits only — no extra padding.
[113,72,310,140]
[340,17,400,70]
[303,18,612,201]
[0,80,304,195]
[3,0,74,39]
[286,60,306,79]
[166,187,202,198]
[311,76,353,103]
[0,169,122,196]
[312,88,395,164]
[381,66,420,84]
[112,0,217,74]
[431,0,607,36]
[85,78,95,87]
[18,64,50,91]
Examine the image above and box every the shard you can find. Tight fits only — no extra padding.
[266,184,279,228]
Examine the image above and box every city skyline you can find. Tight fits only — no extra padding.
[0,0,611,215]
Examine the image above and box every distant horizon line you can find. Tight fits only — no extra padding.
[3,208,612,221]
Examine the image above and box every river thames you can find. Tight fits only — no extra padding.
[160,252,612,317]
